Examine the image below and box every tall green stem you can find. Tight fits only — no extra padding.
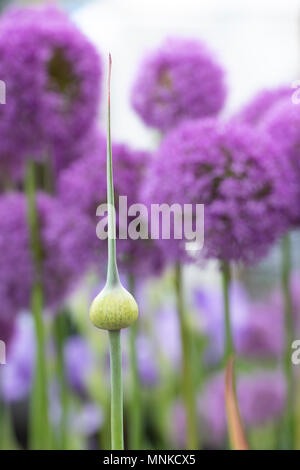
[106,55,124,449]
[25,160,50,450]
[281,233,294,448]
[109,330,124,450]
[221,261,234,362]
[54,312,69,450]
[128,275,142,449]
[175,263,197,450]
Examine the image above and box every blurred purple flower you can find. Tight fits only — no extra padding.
[1,313,35,402]
[194,282,249,363]
[64,335,94,394]
[0,192,93,316]
[0,5,102,182]
[153,307,181,368]
[262,99,300,226]
[70,402,103,436]
[131,37,226,131]
[232,87,291,127]
[136,334,159,386]
[195,283,285,361]
[143,119,289,264]
[236,301,284,359]
[198,370,286,444]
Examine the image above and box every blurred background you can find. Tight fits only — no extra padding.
[0,0,300,451]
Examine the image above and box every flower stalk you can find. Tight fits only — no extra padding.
[221,260,234,362]
[281,233,294,448]
[25,160,50,450]
[175,263,198,450]
[89,55,138,450]
[128,275,142,450]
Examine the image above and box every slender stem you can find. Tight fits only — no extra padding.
[54,312,69,450]
[106,54,119,288]
[128,275,142,449]
[175,263,198,450]
[109,330,124,450]
[281,233,294,448]
[221,261,234,362]
[25,160,50,450]
[105,56,124,450]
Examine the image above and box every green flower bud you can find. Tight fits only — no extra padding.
[89,283,138,330]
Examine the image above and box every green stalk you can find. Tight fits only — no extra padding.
[106,54,123,450]
[175,263,197,450]
[128,275,142,449]
[109,330,124,450]
[221,261,234,362]
[54,312,69,450]
[281,233,294,448]
[25,160,50,450]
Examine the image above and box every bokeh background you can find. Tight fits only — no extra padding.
[0,0,300,451]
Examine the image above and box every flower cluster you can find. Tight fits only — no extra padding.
[131,37,226,131]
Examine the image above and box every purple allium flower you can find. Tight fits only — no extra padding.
[136,334,159,386]
[0,192,92,315]
[143,119,289,264]
[64,335,94,394]
[131,37,226,131]
[1,313,35,403]
[199,370,286,444]
[0,5,101,181]
[59,132,165,279]
[262,99,300,226]
[232,87,291,127]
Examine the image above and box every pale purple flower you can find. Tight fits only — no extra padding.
[131,37,226,131]
[136,334,159,386]
[64,336,94,394]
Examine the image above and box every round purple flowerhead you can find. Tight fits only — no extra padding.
[232,87,291,127]
[143,119,289,264]
[131,37,226,131]
[0,192,92,316]
[0,5,102,181]
[59,132,165,279]
[262,99,300,226]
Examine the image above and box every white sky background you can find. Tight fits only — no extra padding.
[73,0,300,149]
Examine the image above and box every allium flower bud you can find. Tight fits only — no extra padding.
[89,284,138,331]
